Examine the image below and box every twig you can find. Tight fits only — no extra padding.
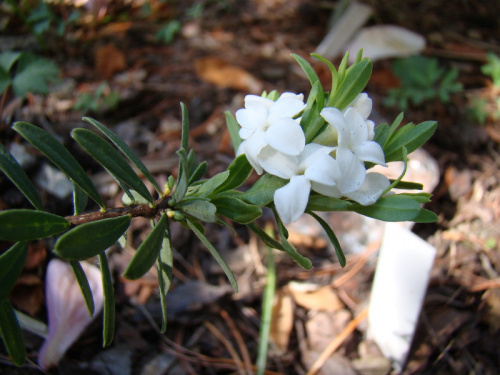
[220,309,254,375]
[204,321,246,375]
[306,308,369,375]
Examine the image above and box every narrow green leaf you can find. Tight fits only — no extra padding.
[412,208,438,223]
[0,209,69,241]
[387,112,405,139]
[123,214,168,280]
[330,59,372,110]
[273,209,312,269]
[247,222,284,251]
[384,121,438,163]
[292,53,324,95]
[193,171,229,198]
[157,224,173,333]
[83,117,162,195]
[171,148,188,204]
[180,102,189,151]
[0,299,25,366]
[373,123,390,147]
[54,215,131,261]
[0,242,28,300]
[72,128,153,204]
[211,194,262,224]
[307,211,346,267]
[70,260,95,316]
[213,154,253,194]
[188,160,207,184]
[311,53,339,97]
[12,122,104,208]
[0,144,43,210]
[98,252,115,347]
[179,200,217,223]
[187,219,238,293]
[73,183,88,216]
[241,174,288,206]
[224,111,242,152]
[349,195,422,222]
[382,147,408,196]
[306,195,351,212]
[391,180,424,190]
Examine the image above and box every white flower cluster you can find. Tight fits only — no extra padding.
[236,92,390,224]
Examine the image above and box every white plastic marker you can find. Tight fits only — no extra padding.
[368,222,436,372]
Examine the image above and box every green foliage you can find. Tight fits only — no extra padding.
[156,20,182,44]
[384,55,463,110]
[482,52,500,87]
[0,51,60,98]
[74,83,120,114]
[0,51,438,367]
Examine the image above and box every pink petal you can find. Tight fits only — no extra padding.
[38,259,103,370]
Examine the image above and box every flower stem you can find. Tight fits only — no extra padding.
[256,223,277,375]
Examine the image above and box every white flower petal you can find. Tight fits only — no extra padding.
[274,175,311,224]
[348,93,372,120]
[321,107,349,147]
[245,94,274,108]
[241,132,267,174]
[298,143,334,168]
[268,93,306,123]
[236,100,268,132]
[336,147,366,194]
[304,154,341,186]
[344,108,369,146]
[352,141,387,166]
[265,118,305,156]
[311,181,342,198]
[258,146,299,179]
[345,173,390,205]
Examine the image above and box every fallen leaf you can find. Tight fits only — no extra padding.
[194,56,263,93]
[95,44,127,79]
[270,289,294,353]
[287,282,344,312]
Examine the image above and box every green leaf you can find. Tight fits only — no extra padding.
[180,102,189,151]
[98,252,115,347]
[307,211,346,267]
[70,260,95,316]
[384,121,437,163]
[412,208,438,223]
[247,222,284,251]
[0,67,11,94]
[273,209,312,269]
[72,128,153,204]
[213,154,253,194]
[178,199,217,223]
[0,242,28,300]
[306,195,351,212]
[0,299,25,366]
[0,209,69,241]
[0,143,43,210]
[187,219,238,293]
[12,52,60,97]
[72,183,88,215]
[193,171,229,198]
[329,59,372,110]
[123,214,168,280]
[311,53,339,97]
[241,174,288,206]
[211,194,262,224]
[157,227,173,333]
[54,215,131,261]
[171,148,189,204]
[0,51,21,72]
[292,53,323,96]
[188,160,207,184]
[224,111,242,152]
[349,195,422,222]
[83,117,162,195]
[12,122,105,209]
